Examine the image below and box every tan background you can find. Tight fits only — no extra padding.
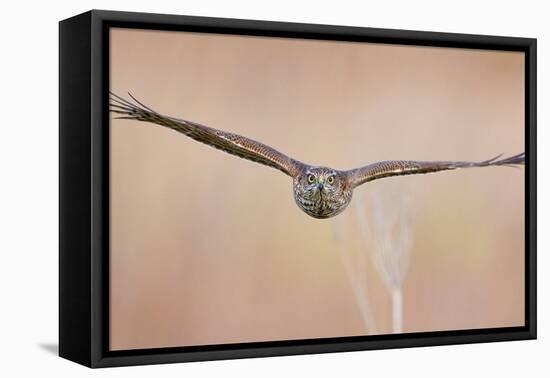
[109,28,524,351]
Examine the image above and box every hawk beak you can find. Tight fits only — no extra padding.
[318,183,324,191]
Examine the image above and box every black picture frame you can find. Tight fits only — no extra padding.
[59,9,537,368]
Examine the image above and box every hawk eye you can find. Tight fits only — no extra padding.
[327,176,334,184]
[307,174,316,184]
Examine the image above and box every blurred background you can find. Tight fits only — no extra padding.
[110,28,524,351]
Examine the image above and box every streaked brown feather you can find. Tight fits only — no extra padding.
[346,153,525,188]
[110,92,305,178]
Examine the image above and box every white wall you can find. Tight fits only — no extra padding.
[0,0,546,376]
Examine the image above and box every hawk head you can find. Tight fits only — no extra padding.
[292,167,353,219]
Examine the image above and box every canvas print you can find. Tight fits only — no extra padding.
[109,28,525,351]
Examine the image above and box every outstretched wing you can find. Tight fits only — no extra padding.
[346,153,525,188]
[110,93,305,178]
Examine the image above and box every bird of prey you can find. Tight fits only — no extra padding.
[110,93,525,219]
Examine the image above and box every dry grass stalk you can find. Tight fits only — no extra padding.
[331,216,377,334]
[354,185,413,334]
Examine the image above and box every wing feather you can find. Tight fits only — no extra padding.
[346,153,525,188]
[110,93,305,178]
